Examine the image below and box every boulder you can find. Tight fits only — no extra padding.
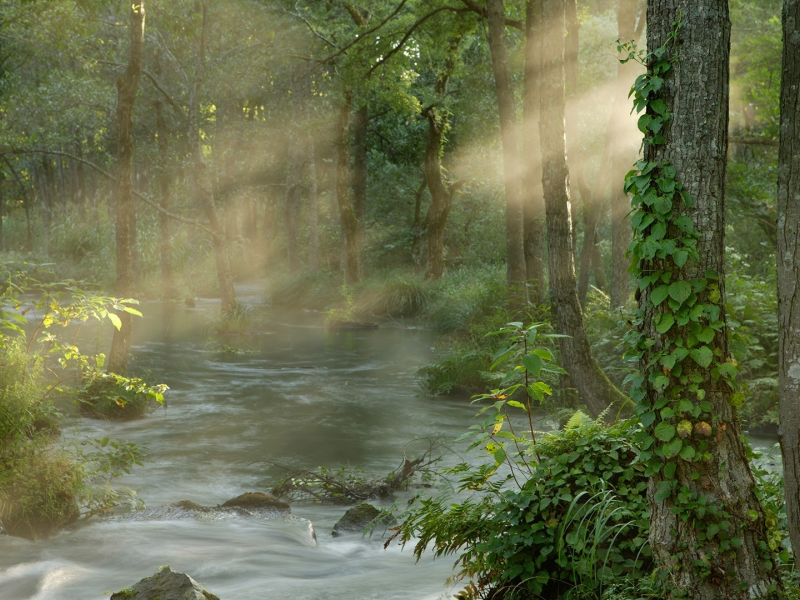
[110,566,219,600]
[332,503,395,537]
[219,492,290,512]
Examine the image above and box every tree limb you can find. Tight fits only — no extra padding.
[729,136,779,147]
[458,0,524,30]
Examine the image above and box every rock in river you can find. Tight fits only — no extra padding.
[332,503,395,537]
[110,566,219,600]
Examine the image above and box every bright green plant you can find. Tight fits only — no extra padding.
[393,323,652,599]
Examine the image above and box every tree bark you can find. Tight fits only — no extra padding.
[487,0,527,307]
[107,0,145,376]
[335,93,360,284]
[609,0,637,309]
[190,1,237,314]
[641,2,782,596]
[539,0,628,419]
[778,0,800,574]
[423,110,454,280]
[523,0,546,305]
[352,104,368,280]
[411,178,427,274]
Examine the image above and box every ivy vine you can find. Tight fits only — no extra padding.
[619,17,781,589]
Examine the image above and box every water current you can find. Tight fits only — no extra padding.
[0,285,477,599]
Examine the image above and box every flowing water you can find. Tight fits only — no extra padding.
[0,286,477,599]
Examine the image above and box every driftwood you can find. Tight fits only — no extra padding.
[266,440,441,504]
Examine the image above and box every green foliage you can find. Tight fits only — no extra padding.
[395,324,652,598]
[0,269,159,537]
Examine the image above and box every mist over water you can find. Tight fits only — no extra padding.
[0,285,476,600]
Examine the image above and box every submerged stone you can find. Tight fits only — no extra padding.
[332,503,395,537]
[110,566,219,600]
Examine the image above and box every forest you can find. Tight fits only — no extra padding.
[0,0,797,598]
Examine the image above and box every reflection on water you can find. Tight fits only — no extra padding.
[0,293,475,599]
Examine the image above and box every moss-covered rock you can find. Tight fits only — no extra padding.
[332,503,394,537]
[110,566,219,600]
[220,492,290,512]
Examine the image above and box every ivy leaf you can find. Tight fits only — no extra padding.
[663,461,677,479]
[675,216,694,232]
[654,421,676,442]
[697,327,715,344]
[651,286,670,306]
[673,250,689,268]
[690,346,714,368]
[656,314,675,334]
[655,481,672,502]
[664,437,683,458]
[669,281,692,304]
[680,445,696,461]
[651,222,667,240]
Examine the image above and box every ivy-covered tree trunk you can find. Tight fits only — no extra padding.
[778,0,800,570]
[609,0,637,309]
[539,0,628,419]
[487,0,527,307]
[190,1,237,314]
[628,2,783,596]
[522,0,546,305]
[107,0,145,376]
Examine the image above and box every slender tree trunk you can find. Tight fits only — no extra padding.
[564,0,580,259]
[352,104,368,280]
[487,0,527,307]
[523,0,546,305]
[411,178,427,274]
[335,93,360,284]
[576,144,611,306]
[778,0,800,574]
[308,134,320,273]
[640,2,782,595]
[154,54,175,299]
[610,0,637,308]
[284,130,302,272]
[539,0,628,419]
[190,1,237,314]
[107,1,145,376]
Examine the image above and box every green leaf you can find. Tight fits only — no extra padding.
[655,481,672,502]
[651,286,670,306]
[664,437,683,458]
[663,461,677,479]
[107,312,122,331]
[697,327,715,344]
[522,353,543,377]
[656,314,675,334]
[669,281,692,304]
[680,445,696,460]
[673,250,689,268]
[654,421,676,442]
[690,346,713,368]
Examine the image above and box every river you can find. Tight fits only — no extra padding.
[0,287,477,599]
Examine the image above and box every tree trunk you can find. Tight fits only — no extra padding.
[778,0,800,575]
[487,0,527,307]
[564,0,580,259]
[284,130,303,272]
[609,0,637,309]
[107,0,145,376]
[576,143,612,306]
[352,104,368,280]
[308,134,320,273]
[335,93,360,284]
[638,2,782,596]
[522,0,546,305]
[190,1,237,314]
[154,55,175,300]
[411,178,427,274]
[539,0,628,419]
[424,110,453,280]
